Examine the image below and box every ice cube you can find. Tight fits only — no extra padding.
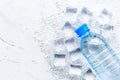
[102,8,112,17]
[66,47,90,75]
[66,7,77,13]
[64,37,80,52]
[70,58,82,67]
[68,48,88,66]
[65,7,78,23]
[82,69,97,80]
[52,53,67,67]
[71,59,82,66]
[64,21,73,27]
[50,52,68,68]
[54,54,66,58]
[100,24,115,42]
[62,22,76,39]
[102,24,114,30]
[68,63,83,75]
[53,56,67,67]
[71,20,83,29]
[54,38,64,46]
[88,19,102,34]
[70,63,82,68]
[81,7,93,16]
[77,7,93,23]
[53,38,67,53]
[68,48,81,61]
[68,62,89,76]
[98,9,112,25]
[52,38,68,67]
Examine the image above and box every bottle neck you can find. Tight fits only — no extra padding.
[80,31,90,38]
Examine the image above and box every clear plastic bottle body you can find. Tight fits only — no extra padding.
[80,32,120,80]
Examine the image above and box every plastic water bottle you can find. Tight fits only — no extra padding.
[75,23,120,80]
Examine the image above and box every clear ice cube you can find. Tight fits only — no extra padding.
[53,38,67,53]
[100,24,115,42]
[66,7,77,13]
[62,22,76,39]
[64,37,80,52]
[82,69,97,80]
[81,7,93,16]
[71,59,82,67]
[68,64,83,75]
[66,46,90,76]
[67,62,89,76]
[97,9,112,25]
[65,7,78,24]
[88,19,102,34]
[54,38,64,45]
[102,8,112,17]
[102,24,114,31]
[51,38,68,67]
[53,54,67,67]
[68,48,81,61]
[77,7,93,23]
[54,54,66,58]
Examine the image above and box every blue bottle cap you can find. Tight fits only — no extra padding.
[75,23,90,37]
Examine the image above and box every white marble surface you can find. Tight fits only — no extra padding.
[0,0,120,80]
